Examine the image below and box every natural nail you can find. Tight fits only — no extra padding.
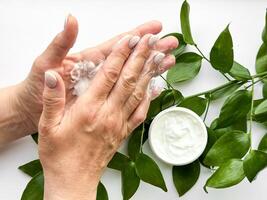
[45,71,57,89]
[153,52,165,65]
[129,36,141,48]
[117,35,131,44]
[64,14,71,30]
[148,35,159,47]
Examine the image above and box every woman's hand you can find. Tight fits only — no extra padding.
[37,16,178,200]
[14,15,176,139]
[0,15,176,144]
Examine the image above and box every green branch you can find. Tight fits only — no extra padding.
[194,44,231,81]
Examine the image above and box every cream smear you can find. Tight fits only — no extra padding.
[70,60,166,99]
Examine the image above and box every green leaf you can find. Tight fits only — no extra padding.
[178,96,207,116]
[254,99,267,122]
[210,25,233,73]
[128,123,149,161]
[199,127,217,167]
[21,172,44,200]
[259,133,267,153]
[256,43,267,77]
[135,153,167,192]
[243,150,267,182]
[97,182,109,200]
[121,162,140,200]
[262,9,267,43]
[31,133,38,144]
[214,122,247,139]
[254,99,265,107]
[203,131,250,166]
[205,159,245,190]
[167,52,202,83]
[147,89,183,120]
[228,62,251,81]
[161,89,183,110]
[172,160,200,196]
[203,119,248,167]
[251,99,264,117]
[208,81,242,101]
[18,159,42,177]
[217,90,252,128]
[263,83,267,99]
[180,0,195,45]
[162,33,186,57]
[211,117,247,134]
[107,152,130,171]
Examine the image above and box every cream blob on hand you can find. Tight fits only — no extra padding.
[70,60,166,99]
[149,107,207,166]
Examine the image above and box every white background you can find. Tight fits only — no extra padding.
[0,0,267,199]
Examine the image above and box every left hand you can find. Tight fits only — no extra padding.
[16,15,177,136]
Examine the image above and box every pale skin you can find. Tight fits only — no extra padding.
[0,15,178,200]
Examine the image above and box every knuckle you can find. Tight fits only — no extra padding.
[135,50,150,62]
[102,66,120,84]
[105,116,118,131]
[38,122,50,135]
[121,73,137,90]
[81,108,97,124]
[112,47,129,61]
[43,96,64,108]
[134,113,146,125]
[132,90,145,103]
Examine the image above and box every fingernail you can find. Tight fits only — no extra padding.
[45,71,57,89]
[153,52,165,65]
[129,36,140,48]
[155,63,166,76]
[148,35,159,47]
[117,35,131,44]
[64,14,71,30]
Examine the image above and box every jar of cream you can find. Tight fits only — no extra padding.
[148,107,208,166]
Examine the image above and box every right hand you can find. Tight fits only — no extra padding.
[37,17,178,200]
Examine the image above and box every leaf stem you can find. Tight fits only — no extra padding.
[194,44,210,62]
[251,71,267,78]
[185,80,243,99]
[245,74,267,89]
[221,72,231,81]
[203,95,211,122]
[139,123,145,153]
[194,44,231,81]
[248,78,254,147]
[160,75,175,90]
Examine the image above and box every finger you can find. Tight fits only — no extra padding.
[91,20,162,56]
[127,94,151,133]
[38,15,78,66]
[155,54,176,76]
[154,36,179,53]
[123,51,167,117]
[39,71,66,135]
[109,34,158,105]
[86,35,141,100]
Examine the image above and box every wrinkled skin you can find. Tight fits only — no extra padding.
[17,17,177,135]
[3,15,178,200]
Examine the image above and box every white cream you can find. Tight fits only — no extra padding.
[149,107,207,165]
[70,60,166,99]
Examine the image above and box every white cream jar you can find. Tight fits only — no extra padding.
[148,107,207,166]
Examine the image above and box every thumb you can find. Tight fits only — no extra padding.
[41,14,78,65]
[40,70,66,133]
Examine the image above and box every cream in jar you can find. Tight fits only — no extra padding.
[149,107,207,165]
